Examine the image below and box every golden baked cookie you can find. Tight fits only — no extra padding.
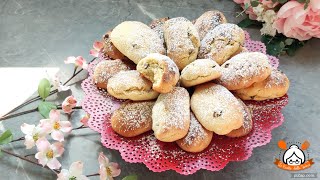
[191,83,244,135]
[111,101,154,137]
[137,53,179,93]
[149,17,169,47]
[198,23,245,65]
[152,87,190,142]
[176,113,213,153]
[180,59,221,87]
[102,31,127,60]
[164,17,200,70]
[110,21,165,64]
[107,70,159,101]
[234,69,290,101]
[226,99,253,138]
[194,10,227,40]
[217,52,272,90]
[93,59,130,89]
[229,45,248,59]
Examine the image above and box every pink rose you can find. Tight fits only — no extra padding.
[274,0,320,41]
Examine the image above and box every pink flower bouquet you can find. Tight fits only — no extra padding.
[234,0,320,56]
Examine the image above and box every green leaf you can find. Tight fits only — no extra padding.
[38,101,57,118]
[296,0,306,3]
[0,130,13,145]
[304,0,310,9]
[238,17,262,28]
[38,78,51,100]
[278,0,289,4]
[279,42,285,48]
[250,0,260,7]
[286,41,305,56]
[122,175,138,180]
[285,38,294,45]
[244,3,250,9]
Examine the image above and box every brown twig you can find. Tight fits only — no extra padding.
[1,149,60,174]
[0,108,38,121]
[1,105,83,122]
[2,57,96,117]
[10,137,25,143]
[86,173,100,177]
[24,153,36,158]
[72,125,88,131]
[8,125,87,144]
[56,106,82,110]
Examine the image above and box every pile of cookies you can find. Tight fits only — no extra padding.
[93,10,290,153]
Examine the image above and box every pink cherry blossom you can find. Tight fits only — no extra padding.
[62,95,77,114]
[274,0,320,41]
[89,41,104,57]
[234,0,279,20]
[35,138,64,170]
[57,161,89,180]
[64,56,88,70]
[80,114,90,127]
[52,76,70,92]
[98,152,121,180]
[21,123,48,149]
[40,110,72,142]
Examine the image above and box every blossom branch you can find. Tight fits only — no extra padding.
[2,57,96,117]
[1,104,83,122]
[86,173,100,177]
[1,148,60,174]
[8,125,88,144]
[10,137,25,143]
[0,108,38,121]
[72,125,88,131]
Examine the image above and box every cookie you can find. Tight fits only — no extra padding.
[110,21,165,64]
[194,10,227,40]
[198,23,245,65]
[149,17,169,47]
[164,17,201,70]
[234,69,290,101]
[137,53,179,93]
[217,52,272,90]
[102,31,127,60]
[176,113,213,153]
[180,59,221,87]
[111,101,154,137]
[152,87,190,142]
[226,99,253,137]
[107,70,159,101]
[191,83,244,135]
[93,59,130,89]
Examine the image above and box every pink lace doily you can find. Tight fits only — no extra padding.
[81,31,288,175]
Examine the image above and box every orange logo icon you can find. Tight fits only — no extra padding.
[274,140,314,171]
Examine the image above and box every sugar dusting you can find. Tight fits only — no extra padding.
[108,70,154,92]
[115,101,154,132]
[93,59,130,84]
[199,23,244,57]
[194,10,227,40]
[265,69,287,88]
[153,87,190,131]
[182,113,206,145]
[219,52,271,84]
[164,17,200,65]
